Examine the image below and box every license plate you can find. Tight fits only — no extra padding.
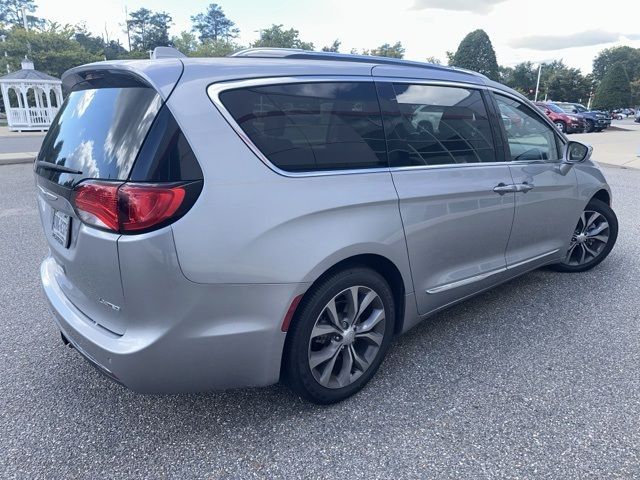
[52,210,71,248]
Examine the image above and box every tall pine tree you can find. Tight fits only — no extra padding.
[449,30,499,81]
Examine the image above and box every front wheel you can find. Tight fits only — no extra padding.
[585,120,595,133]
[283,267,395,404]
[551,199,618,272]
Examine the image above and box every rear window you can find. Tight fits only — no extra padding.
[37,87,162,187]
[218,82,387,172]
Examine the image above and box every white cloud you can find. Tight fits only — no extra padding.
[510,30,620,51]
[411,0,507,14]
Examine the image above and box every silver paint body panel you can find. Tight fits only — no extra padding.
[37,57,612,392]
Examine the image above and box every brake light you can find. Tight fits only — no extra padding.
[73,182,120,231]
[72,180,198,234]
[119,184,185,232]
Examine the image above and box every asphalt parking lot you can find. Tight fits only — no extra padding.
[1,162,638,479]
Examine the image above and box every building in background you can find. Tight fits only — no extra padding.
[0,57,62,131]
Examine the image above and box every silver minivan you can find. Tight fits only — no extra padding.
[36,49,618,404]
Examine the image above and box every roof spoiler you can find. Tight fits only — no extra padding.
[152,47,186,59]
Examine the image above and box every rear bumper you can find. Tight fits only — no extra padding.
[41,256,306,392]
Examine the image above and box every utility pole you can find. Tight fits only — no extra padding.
[125,6,131,51]
[21,6,28,30]
[21,6,32,57]
[534,63,542,102]
[0,35,9,74]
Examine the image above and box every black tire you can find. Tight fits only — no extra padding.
[283,267,395,404]
[550,199,618,273]
[585,120,595,133]
[594,128,603,132]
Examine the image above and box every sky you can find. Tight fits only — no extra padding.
[34,0,640,73]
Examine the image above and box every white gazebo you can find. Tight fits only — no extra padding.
[0,57,63,131]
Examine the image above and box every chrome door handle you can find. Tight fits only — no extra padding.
[493,183,517,195]
[515,182,534,193]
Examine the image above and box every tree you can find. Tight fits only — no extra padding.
[251,24,313,50]
[631,78,640,106]
[0,0,42,29]
[192,38,239,57]
[449,29,499,81]
[546,67,591,102]
[103,40,128,60]
[171,31,198,54]
[191,3,238,42]
[363,42,405,59]
[593,46,640,83]
[593,62,632,110]
[74,24,105,56]
[511,62,537,96]
[499,65,514,87]
[425,56,441,65]
[127,8,172,52]
[2,24,101,77]
[322,39,340,52]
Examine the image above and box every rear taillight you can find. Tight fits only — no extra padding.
[72,180,200,234]
[73,181,120,231]
[119,184,185,232]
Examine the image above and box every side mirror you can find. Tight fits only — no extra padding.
[564,141,592,163]
[559,141,592,175]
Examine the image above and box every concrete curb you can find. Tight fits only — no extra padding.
[0,152,37,166]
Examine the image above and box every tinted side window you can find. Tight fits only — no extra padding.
[378,83,497,167]
[495,94,561,162]
[219,82,387,172]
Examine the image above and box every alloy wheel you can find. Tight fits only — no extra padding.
[563,210,610,266]
[308,286,386,389]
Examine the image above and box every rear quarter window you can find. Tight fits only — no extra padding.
[218,82,387,172]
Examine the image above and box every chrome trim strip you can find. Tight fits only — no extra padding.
[371,76,486,90]
[426,267,507,294]
[506,249,560,270]
[485,86,568,145]
[207,76,565,178]
[37,184,58,200]
[426,249,560,294]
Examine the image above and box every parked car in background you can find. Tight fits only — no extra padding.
[35,48,618,404]
[534,101,585,133]
[556,102,611,132]
[635,108,640,123]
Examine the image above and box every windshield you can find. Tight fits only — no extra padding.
[36,87,162,187]
[546,103,565,114]
[556,104,575,113]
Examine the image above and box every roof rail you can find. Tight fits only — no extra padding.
[230,48,480,77]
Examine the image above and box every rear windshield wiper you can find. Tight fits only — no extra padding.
[35,160,83,175]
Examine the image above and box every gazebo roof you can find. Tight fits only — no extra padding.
[0,58,60,83]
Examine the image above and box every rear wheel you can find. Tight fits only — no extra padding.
[554,121,566,133]
[284,267,395,404]
[551,199,618,272]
